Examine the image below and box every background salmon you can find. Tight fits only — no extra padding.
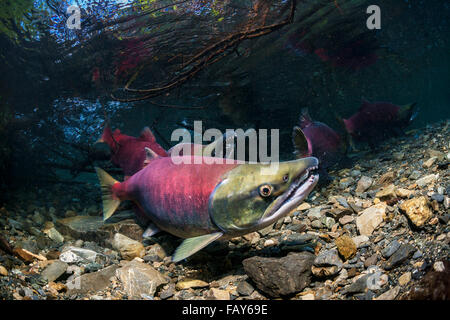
[293,108,346,169]
[341,100,417,149]
[98,124,168,178]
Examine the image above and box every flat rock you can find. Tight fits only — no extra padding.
[416,174,438,188]
[206,288,231,300]
[375,286,401,300]
[116,260,169,299]
[356,203,386,236]
[59,246,99,264]
[176,279,209,290]
[112,233,145,260]
[40,260,68,283]
[376,184,397,201]
[67,265,119,295]
[381,240,401,258]
[352,235,370,248]
[242,252,315,297]
[384,244,416,270]
[399,197,433,227]
[237,281,254,296]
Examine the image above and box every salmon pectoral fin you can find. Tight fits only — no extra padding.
[172,232,224,263]
[95,167,121,221]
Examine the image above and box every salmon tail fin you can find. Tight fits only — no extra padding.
[399,102,418,123]
[95,167,121,221]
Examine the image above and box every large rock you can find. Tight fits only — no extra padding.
[416,174,438,188]
[40,260,68,283]
[116,260,169,299]
[356,203,386,236]
[399,197,433,227]
[67,265,119,295]
[242,252,315,297]
[375,184,397,201]
[112,233,145,260]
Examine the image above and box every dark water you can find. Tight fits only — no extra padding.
[1,0,449,206]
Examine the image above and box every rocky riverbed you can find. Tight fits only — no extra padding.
[0,120,449,300]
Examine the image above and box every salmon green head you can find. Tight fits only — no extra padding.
[209,157,319,236]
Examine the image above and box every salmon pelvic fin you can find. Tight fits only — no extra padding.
[172,232,223,263]
[95,167,121,221]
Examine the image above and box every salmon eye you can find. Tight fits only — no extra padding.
[283,174,289,183]
[259,184,273,197]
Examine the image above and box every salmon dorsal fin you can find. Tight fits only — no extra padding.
[299,108,312,127]
[144,147,160,165]
[359,99,371,111]
[140,127,156,142]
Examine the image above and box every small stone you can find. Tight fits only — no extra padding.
[14,248,46,263]
[445,197,450,209]
[381,240,401,258]
[335,235,357,260]
[376,184,397,201]
[396,188,415,198]
[243,232,260,245]
[384,244,416,270]
[393,152,404,161]
[374,286,400,300]
[412,251,423,259]
[356,176,373,193]
[356,203,387,236]
[42,226,64,244]
[422,157,437,168]
[297,203,311,211]
[307,207,323,220]
[339,177,354,190]
[206,288,230,300]
[431,194,444,203]
[159,283,175,299]
[409,171,421,180]
[399,197,433,227]
[398,272,411,286]
[311,220,323,229]
[312,249,343,277]
[264,239,276,247]
[300,293,315,300]
[339,215,354,225]
[416,174,439,188]
[433,261,445,272]
[377,171,396,186]
[352,235,369,248]
[176,279,209,290]
[55,216,104,242]
[0,265,8,276]
[40,260,68,283]
[112,233,145,260]
[59,246,98,264]
[322,217,335,230]
[237,281,254,296]
[364,254,378,268]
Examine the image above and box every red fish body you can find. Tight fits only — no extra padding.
[294,109,345,169]
[111,156,239,238]
[99,125,168,178]
[343,100,416,145]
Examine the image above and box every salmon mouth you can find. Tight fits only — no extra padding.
[260,158,319,225]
